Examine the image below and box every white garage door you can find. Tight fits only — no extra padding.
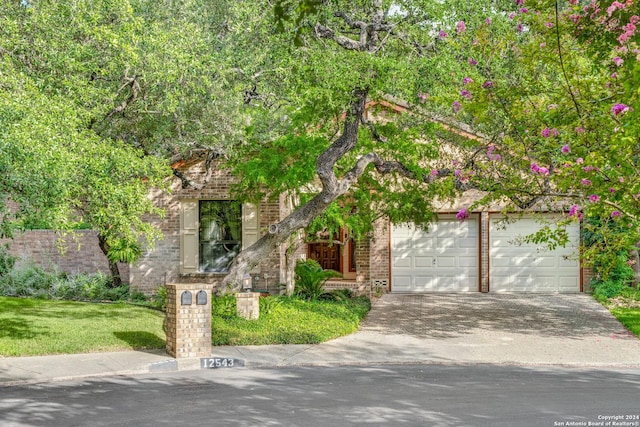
[490,216,580,292]
[391,216,479,292]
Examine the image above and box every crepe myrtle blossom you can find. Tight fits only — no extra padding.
[482,81,493,88]
[576,157,584,164]
[463,77,474,85]
[430,169,438,177]
[485,17,492,25]
[610,188,616,193]
[456,208,470,221]
[575,127,585,133]
[461,89,472,99]
[541,127,558,137]
[452,100,462,112]
[568,204,582,219]
[456,21,466,33]
[589,194,600,203]
[612,103,631,115]
[515,0,524,5]
[468,57,478,65]
[544,22,554,28]
[611,211,622,218]
[581,179,592,186]
[613,56,624,66]
[561,144,570,153]
[530,163,549,175]
[520,7,529,13]
[438,30,448,38]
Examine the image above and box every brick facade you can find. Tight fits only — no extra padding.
[130,158,281,295]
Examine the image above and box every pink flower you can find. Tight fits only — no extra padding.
[581,179,592,186]
[482,81,493,88]
[611,72,618,79]
[575,127,585,133]
[468,57,478,65]
[530,163,549,175]
[561,144,570,153]
[611,211,622,218]
[568,204,582,218]
[609,188,616,193]
[485,17,492,25]
[509,12,517,20]
[452,100,462,113]
[589,194,600,203]
[570,14,581,24]
[456,21,466,33]
[418,93,427,103]
[619,177,625,183]
[613,56,624,66]
[520,7,529,13]
[576,158,584,164]
[463,77,474,85]
[612,103,630,115]
[540,42,546,48]
[541,127,558,137]
[515,0,524,5]
[439,30,449,39]
[455,169,461,178]
[461,89,472,99]
[516,23,524,33]
[545,22,554,28]
[456,208,470,221]
[430,169,439,177]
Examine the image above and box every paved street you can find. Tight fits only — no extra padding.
[2,364,639,427]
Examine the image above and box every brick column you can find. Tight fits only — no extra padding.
[236,292,260,320]
[165,283,212,358]
[480,212,490,293]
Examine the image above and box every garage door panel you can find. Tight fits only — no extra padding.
[392,255,412,268]
[490,217,580,292]
[415,256,433,268]
[391,218,479,293]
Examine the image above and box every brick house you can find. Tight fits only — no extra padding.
[2,100,588,295]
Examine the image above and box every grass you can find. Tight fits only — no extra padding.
[211,296,371,346]
[0,296,165,356]
[609,308,640,338]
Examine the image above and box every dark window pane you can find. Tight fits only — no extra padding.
[199,201,241,272]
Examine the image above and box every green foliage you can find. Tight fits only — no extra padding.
[211,295,371,345]
[0,260,148,303]
[212,294,237,318]
[0,246,16,277]
[259,295,283,315]
[294,259,342,300]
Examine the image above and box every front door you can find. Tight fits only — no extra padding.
[308,242,340,271]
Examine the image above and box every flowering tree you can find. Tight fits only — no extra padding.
[430,0,639,280]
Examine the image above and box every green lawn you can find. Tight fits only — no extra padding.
[211,296,371,346]
[0,296,165,356]
[610,307,640,338]
[0,295,371,356]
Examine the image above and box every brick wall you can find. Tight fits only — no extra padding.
[0,230,129,280]
[131,158,281,295]
[370,219,390,292]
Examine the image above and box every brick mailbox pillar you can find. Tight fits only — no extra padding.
[165,283,212,358]
[236,292,260,320]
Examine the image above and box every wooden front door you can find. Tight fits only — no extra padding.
[308,242,341,272]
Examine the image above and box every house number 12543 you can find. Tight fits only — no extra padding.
[200,358,244,369]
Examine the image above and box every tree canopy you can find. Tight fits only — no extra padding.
[1,0,638,288]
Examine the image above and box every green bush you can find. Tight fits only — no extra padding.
[212,294,237,318]
[259,295,283,315]
[294,259,341,300]
[0,245,16,277]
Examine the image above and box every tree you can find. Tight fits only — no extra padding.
[0,0,239,285]
[219,0,639,291]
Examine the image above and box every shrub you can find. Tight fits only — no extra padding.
[294,259,341,300]
[0,245,16,277]
[259,295,283,315]
[212,294,237,318]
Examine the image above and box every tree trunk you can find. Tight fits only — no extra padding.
[222,89,369,292]
[630,243,640,288]
[98,234,123,288]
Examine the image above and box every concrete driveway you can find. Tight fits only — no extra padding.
[286,293,640,367]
